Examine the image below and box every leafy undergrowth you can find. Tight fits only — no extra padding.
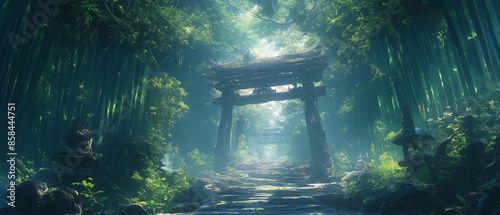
[341,152,406,195]
[130,169,194,213]
[336,97,500,214]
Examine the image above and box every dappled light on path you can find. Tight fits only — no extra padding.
[163,161,357,214]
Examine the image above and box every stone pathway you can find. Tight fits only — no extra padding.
[162,161,358,215]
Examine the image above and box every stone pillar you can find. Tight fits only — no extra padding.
[213,90,234,172]
[302,82,331,178]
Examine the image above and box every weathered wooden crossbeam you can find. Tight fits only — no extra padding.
[214,70,322,90]
[210,46,324,74]
[211,59,325,80]
[209,50,326,83]
[209,57,326,79]
[213,86,326,106]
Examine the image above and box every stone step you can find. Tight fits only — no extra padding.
[159,161,350,215]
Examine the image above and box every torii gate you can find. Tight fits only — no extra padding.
[209,46,332,175]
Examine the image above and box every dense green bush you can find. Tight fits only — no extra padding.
[72,178,110,214]
[14,151,50,183]
[342,152,406,195]
[184,148,213,176]
[130,168,193,213]
[330,150,353,174]
[58,0,216,62]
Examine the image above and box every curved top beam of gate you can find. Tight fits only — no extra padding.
[209,46,327,91]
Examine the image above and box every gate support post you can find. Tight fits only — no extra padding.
[303,82,332,178]
[214,90,234,172]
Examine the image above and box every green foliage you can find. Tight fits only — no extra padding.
[428,97,500,164]
[14,151,50,183]
[130,168,193,213]
[446,132,467,165]
[476,99,500,154]
[443,192,471,214]
[385,131,398,141]
[331,151,353,173]
[343,152,406,195]
[142,74,188,163]
[367,153,406,189]
[184,148,212,176]
[72,178,109,214]
[338,96,355,114]
[60,0,215,62]
[315,0,443,59]
[15,158,37,184]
